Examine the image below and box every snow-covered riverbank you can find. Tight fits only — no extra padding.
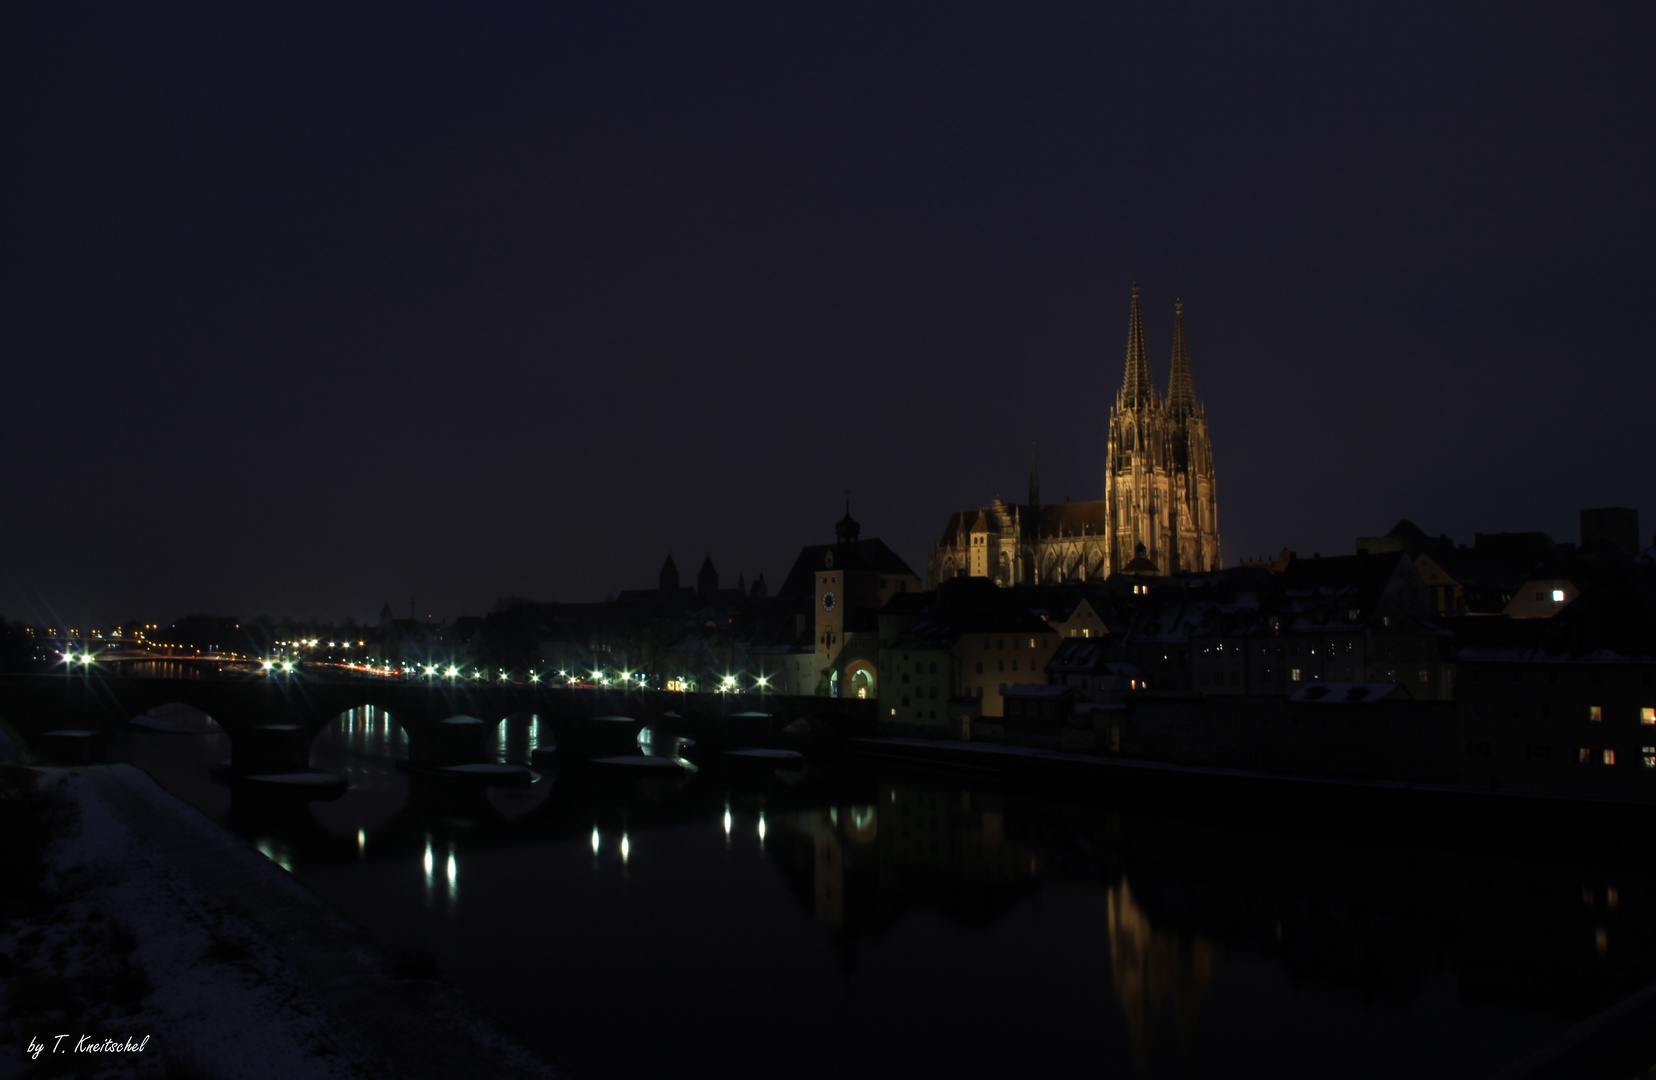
[1,766,566,1080]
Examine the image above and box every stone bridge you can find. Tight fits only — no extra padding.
[0,672,875,775]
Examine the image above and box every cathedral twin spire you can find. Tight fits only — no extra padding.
[1120,282,1197,414]
[1120,283,1159,410]
[1105,282,1222,575]
[1165,299,1198,421]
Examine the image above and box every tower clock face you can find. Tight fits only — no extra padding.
[822,591,836,612]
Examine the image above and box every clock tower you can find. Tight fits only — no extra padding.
[814,502,860,659]
[775,502,922,697]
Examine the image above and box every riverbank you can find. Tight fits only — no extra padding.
[0,765,566,1080]
[847,738,1656,838]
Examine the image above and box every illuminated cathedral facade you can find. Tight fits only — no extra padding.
[927,284,1221,587]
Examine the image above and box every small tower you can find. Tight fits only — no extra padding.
[836,499,861,546]
[697,555,719,601]
[659,554,680,595]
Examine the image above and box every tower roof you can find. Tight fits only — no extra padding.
[836,499,861,544]
[1120,283,1157,409]
[1166,298,1197,420]
[698,554,717,576]
[660,554,678,576]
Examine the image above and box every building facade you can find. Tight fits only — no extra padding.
[928,285,1221,587]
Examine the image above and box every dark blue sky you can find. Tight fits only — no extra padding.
[5,2,1653,628]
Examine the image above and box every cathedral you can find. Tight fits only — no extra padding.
[927,284,1221,587]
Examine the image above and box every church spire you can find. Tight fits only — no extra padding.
[1166,297,1197,420]
[1121,282,1156,409]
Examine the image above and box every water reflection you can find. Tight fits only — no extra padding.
[115,661,206,680]
[110,725,1656,1079]
[331,705,407,763]
[496,713,543,765]
[309,707,409,840]
[1109,879,1213,1078]
[637,724,695,762]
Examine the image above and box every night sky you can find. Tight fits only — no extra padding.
[5,2,1653,629]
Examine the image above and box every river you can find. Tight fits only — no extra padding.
[107,706,1656,1079]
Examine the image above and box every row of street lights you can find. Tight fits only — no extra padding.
[69,649,780,693]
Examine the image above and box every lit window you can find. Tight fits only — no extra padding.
[1643,708,1655,725]
[1291,668,1301,682]
[1604,749,1617,766]
[1551,589,1565,602]
[1590,706,1603,722]
[1580,748,1592,764]
[1643,747,1655,768]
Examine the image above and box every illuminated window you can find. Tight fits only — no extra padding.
[1291,668,1301,682]
[1580,748,1592,764]
[1642,708,1655,725]
[1590,706,1603,722]
[1604,749,1617,766]
[1643,747,1655,768]
[1552,589,1566,602]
